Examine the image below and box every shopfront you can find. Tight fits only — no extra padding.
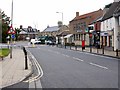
[100,30,114,48]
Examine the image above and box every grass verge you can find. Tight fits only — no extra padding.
[0,48,10,57]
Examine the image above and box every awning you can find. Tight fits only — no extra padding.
[64,34,73,38]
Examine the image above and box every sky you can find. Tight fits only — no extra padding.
[0,0,113,31]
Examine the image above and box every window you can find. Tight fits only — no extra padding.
[106,20,108,29]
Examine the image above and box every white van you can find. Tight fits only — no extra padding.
[30,39,41,44]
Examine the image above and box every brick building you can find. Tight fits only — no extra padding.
[69,9,103,46]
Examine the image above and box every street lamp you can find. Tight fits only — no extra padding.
[56,12,63,26]
[56,12,64,46]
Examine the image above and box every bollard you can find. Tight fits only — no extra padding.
[102,46,104,54]
[10,46,12,59]
[82,47,83,51]
[75,45,77,51]
[97,48,99,53]
[32,43,35,47]
[116,49,118,57]
[23,47,28,70]
[90,46,92,53]
[70,44,71,50]
[65,44,66,49]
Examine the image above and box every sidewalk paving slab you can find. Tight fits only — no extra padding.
[0,47,32,88]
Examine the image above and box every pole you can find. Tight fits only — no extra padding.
[11,0,13,26]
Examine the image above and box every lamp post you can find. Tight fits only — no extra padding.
[56,12,64,47]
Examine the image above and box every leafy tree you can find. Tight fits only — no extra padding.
[0,10,11,43]
[15,28,21,41]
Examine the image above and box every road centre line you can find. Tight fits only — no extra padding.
[72,57,84,62]
[39,47,109,70]
[89,62,108,70]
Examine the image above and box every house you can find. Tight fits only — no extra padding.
[113,1,120,50]
[88,16,103,48]
[40,26,60,37]
[39,21,70,45]
[18,26,39,40]
[69,9,103,46]
[101,0,120,51]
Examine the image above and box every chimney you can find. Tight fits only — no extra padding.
[76,12,79,17]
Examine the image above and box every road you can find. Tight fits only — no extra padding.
[27,45,118,88]
[2,42,119,89]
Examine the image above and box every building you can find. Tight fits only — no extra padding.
[113,0,120,50]
[101,1,120,51]
[39,21,70,44]
[69,9,103,46]
[18,26,39,40]
[88,16,103,48]
[40,26,60,37]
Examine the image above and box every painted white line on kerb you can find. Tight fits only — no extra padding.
[72,57,84,62]
[89,62,108,70]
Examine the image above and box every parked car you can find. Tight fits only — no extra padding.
[30,39,41,44]
[45,40,55,45]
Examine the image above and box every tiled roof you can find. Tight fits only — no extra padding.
[114,1,120,16]
[102,2,120,21]
[43,26,59,32]
[73,9,103,21]
[57,31,70,36]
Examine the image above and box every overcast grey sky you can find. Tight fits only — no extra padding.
[0,0,113,31]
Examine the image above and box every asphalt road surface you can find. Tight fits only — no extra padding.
[27,45,119,89]
[2,43,119,89]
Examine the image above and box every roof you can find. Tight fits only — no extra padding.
[22,28,38,32]
[89,16,103,25]
[102,2,120,21]
[71,9,103,22]
[114,1,120,16]
[57,31,70,36]
[43,26,59,32]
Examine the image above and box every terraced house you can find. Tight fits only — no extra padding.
[101,0,120,51]
[69,9,103,46]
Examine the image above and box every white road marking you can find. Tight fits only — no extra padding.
[35,79,42,88]
[65,55,70,57]
[89,62,108,70]
[24,50,43,87]
[72,57,84,62]
[29,79,35,88]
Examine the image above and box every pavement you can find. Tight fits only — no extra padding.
[58,45,120,58]
[0,46,32,88]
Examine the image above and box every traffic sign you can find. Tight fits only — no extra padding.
[7,25,16,34]
[11,34,15,39]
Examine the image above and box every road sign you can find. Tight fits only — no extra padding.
[7,25,16,34]
[11,34,15,39]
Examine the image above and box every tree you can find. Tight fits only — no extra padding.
[0,10,11,43]
[15,28,21,41]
